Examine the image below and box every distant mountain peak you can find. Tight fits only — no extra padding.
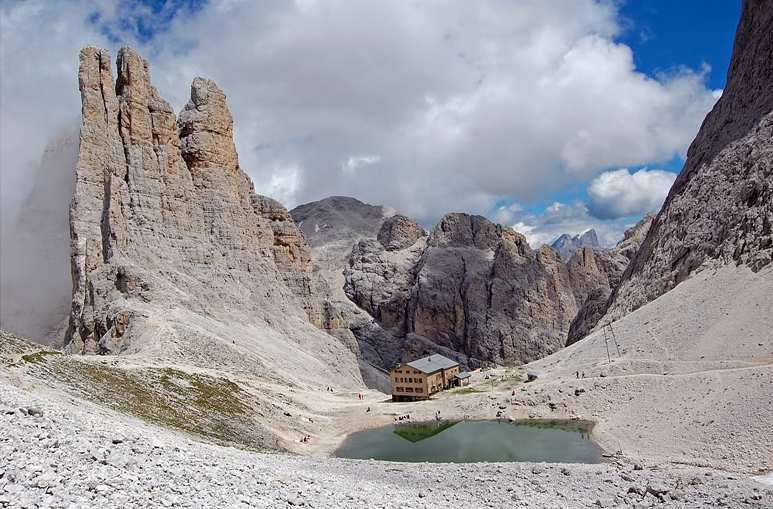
[579,229,598,243]
[550,228,600,260]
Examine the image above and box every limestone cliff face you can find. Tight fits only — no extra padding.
[293,197,652,367]
[288,196,402,373]
[566,215,653,344]
[603,0,773,320]
[65,47,350,386]
[344,216,427,332]
[345,213,597,366]
[253,195,324,326]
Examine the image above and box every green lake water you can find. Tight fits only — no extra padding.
[334,419,603,463]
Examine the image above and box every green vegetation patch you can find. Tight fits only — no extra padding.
[451,386,483,395]
[0,330,50,364]
[393,420,459,443]
[21,350,61,364]
[157,368,249,417]
[512,418,596,435]
[33,358,277,451]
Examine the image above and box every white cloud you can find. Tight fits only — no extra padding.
[340,155,381,177]
[493,203,524,225]
[264,165,302,206]
[138,0,716,223]
[0,0,722,337]
[496,201,637,248]
[588,168,676,219]
[1,0,718,226]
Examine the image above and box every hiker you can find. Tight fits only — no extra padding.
[575,371,579,379]
[366,406,371,413]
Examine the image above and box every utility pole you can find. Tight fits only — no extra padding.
[602,321,622,363]
[609,321,621,356]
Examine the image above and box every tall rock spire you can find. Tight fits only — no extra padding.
[65,47,334,360]
[68,47,127,352]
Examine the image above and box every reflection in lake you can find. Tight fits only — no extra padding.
[335,419,602,463]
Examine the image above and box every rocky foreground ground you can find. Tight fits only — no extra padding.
[1,263,771,508]
[1,378,771,509]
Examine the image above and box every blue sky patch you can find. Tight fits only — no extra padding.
[619,0,740,90]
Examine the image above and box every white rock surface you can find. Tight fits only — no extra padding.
[1,373,770,508]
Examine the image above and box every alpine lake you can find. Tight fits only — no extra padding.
[334,419,603,463]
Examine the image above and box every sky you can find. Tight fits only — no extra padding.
[0,0,741,248]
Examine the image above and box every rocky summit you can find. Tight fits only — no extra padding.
[344,212,625,367]
[290,199,650,369]
[550,229,600,260]
[65,46,360,387]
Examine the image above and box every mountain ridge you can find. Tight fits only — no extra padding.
[550,229,600,260]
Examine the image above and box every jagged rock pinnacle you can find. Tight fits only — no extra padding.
[65,47,342,363]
